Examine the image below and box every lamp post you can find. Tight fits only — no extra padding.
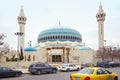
[15,32,23,67]
[104,40,106,47]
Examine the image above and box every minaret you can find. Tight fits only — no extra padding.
[17,6,27,49]
[96,3,106,49]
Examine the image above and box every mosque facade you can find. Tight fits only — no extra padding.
[24,25,95,63]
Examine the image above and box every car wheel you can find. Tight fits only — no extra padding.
[114,77,118,80]
[52,69,57,73]
[67,69,70,72]
[31,72,35,75]
[36,70,41,75]
[77,68,79,71]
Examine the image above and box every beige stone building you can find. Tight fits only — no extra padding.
[24,40,96,64]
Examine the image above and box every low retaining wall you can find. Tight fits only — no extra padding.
[0,61,81,69]
[0,61,35,69]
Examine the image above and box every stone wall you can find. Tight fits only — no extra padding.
[0,61,35,69]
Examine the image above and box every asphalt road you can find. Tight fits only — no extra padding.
[1,67,120,80]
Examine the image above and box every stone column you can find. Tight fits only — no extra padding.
[66,48,70,63]
[62,47,65,63]
[46,48,51,63]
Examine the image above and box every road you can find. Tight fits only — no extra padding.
[1,67,120,80]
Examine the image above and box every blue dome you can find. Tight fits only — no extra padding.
[80,46,91,50]
[38,25,82,43]
[24,46,36,51]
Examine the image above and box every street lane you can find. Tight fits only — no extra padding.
[1,68,120,80]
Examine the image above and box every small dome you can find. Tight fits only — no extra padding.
[80,46,91,50]
[24,46,36,51]
[38,25,82,43]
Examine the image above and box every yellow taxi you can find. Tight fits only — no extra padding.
[70,67,118,80]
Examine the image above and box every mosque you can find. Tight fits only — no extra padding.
[24,25,95,63]
[4,4,106,66]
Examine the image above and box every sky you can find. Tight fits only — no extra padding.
[0,0,120,50]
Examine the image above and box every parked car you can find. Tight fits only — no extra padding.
[81,63,94,69]
[0,67,22,78]
[109,61,120,67]
[28,62,58,75]
[60,64,80,72]
[97,61,110,68]
[70,67,118,80]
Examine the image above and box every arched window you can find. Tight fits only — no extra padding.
[22,18,24,20]
[58,36,60,39]
[19,17,21,20]
[56,36,57,39]
[28,55,31,61]
[51,36,52,39]
[63,36,65,39]
[33,55,35,61]
[53,36,54,39]
[71,36,72,39]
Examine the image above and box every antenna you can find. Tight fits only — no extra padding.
[30,40,32,47]
[59,20,61,26]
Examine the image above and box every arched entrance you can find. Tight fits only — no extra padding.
[46,47,70,63]
[52,55,61,62]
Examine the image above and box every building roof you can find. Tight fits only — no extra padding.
[24,46,36,51]
[80,46,91,50]
[38,25,82,43]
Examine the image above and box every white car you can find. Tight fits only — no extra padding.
[60,64,80,72]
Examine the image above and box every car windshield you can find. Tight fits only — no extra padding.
[79,68,94,74]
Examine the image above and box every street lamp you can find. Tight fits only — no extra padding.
[15,32,23,67]
[104,40,106,47]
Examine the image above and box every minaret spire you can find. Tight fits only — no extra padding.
[17,5,27,50]
[96,3,106,49]
[98,3,104,14]
[19,5,25,16]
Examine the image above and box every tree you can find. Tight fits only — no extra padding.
[117,49,120,61]
[112,47,120,61]
[96,46,120,61]
[0,33,9,62]
[96,47,106,61]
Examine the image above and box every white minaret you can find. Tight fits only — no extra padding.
[96,3,106,49]
[17,6,27,49]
